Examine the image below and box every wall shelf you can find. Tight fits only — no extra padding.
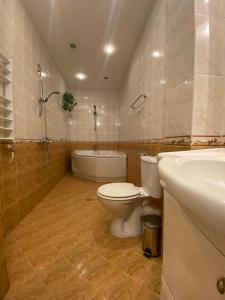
[0,73,11,84]
[0,127,13,132]
[0,106,12,113]
[0,116,13,122]
[0,95,12,104]
[0,53,10,65]
[0,51,14,141]
[0,62,10,75]
[0,137,14,141]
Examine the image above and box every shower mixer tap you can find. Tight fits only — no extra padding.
[37,64,60,116]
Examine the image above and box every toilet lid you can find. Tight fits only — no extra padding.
[98,183,139,199]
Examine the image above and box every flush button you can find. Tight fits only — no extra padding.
[217,277,225,294]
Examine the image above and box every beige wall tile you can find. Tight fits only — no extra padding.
[195,0,225,18]
[195,14,225,76]
[166,17,195,90]
[192,75,225,135]
[165,79,194,137]
[0,0,70,141]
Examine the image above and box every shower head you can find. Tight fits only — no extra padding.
[45,90,60,102]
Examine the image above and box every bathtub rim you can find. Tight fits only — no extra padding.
[72,150,127,158]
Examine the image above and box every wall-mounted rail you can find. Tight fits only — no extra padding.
[130,94,146,109]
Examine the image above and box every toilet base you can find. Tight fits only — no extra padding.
[110,206,143,238]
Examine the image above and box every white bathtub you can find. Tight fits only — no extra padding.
[72,150,127,182]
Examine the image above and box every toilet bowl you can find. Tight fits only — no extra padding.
[97,156,162,238]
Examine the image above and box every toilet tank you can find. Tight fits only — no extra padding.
[141,156,162,199]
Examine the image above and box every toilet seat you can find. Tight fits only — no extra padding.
[97,182,140,201]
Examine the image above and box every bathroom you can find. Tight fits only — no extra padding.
[0,0,225,299]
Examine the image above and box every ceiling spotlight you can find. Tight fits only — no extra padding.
[104,44,115,55]
[75,73,86,80]
[70,43,76,49]
[151,50,163,58]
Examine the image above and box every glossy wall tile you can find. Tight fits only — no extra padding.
[70,91,119,142]
[0,0,70,141]
[193,0,225,145]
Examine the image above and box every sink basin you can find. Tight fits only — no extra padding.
[158,148,225,256]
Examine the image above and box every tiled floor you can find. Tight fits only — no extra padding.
[3,174,162,300]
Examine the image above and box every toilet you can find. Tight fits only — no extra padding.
[97,156,162,238]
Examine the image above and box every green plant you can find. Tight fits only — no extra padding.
[62,92,77,112]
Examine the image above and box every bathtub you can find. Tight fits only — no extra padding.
[72,150,127,182]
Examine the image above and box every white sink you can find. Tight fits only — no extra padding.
[158,148,225,256]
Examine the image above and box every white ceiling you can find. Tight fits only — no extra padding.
[24,0,155,91]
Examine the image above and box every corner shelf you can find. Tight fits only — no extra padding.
[0,73,11,84]
[0,116,13,122]
[0,95,12,104]
[0,53,9,65]
[0,106,12,114]
[0,62,10,75]
[0,51,14,141]
[0,127,13,132]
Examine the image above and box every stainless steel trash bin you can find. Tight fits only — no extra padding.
[141,215,161,258]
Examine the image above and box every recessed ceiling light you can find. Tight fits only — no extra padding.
[75,73,86,80]
[151,50,163,58]
[104,44,115,55]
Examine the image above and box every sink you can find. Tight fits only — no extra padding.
[158,148,225,256]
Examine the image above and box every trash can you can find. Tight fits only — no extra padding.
[141,215,161,258]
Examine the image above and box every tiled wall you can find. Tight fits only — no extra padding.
[0,0,70,141]
[118,0,166,143]
[164,0,195,142]
[118,0,225,147]
[0,0,71,297]
[0,141,70,299]
[118,0,196,145]
[192,0,225,146]
[0,142,70,237]
[70,91,119,142]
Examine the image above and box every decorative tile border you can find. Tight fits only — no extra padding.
[164,136,191,145]
[191,135,221,146]
[14,139,70,144]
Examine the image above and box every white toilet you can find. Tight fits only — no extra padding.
[97,156,162,238]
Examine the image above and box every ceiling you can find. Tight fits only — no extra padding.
[24,0,155,91]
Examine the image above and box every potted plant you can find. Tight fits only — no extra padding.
[62,92,77,112]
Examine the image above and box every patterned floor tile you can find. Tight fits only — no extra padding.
[4,174,162,299]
